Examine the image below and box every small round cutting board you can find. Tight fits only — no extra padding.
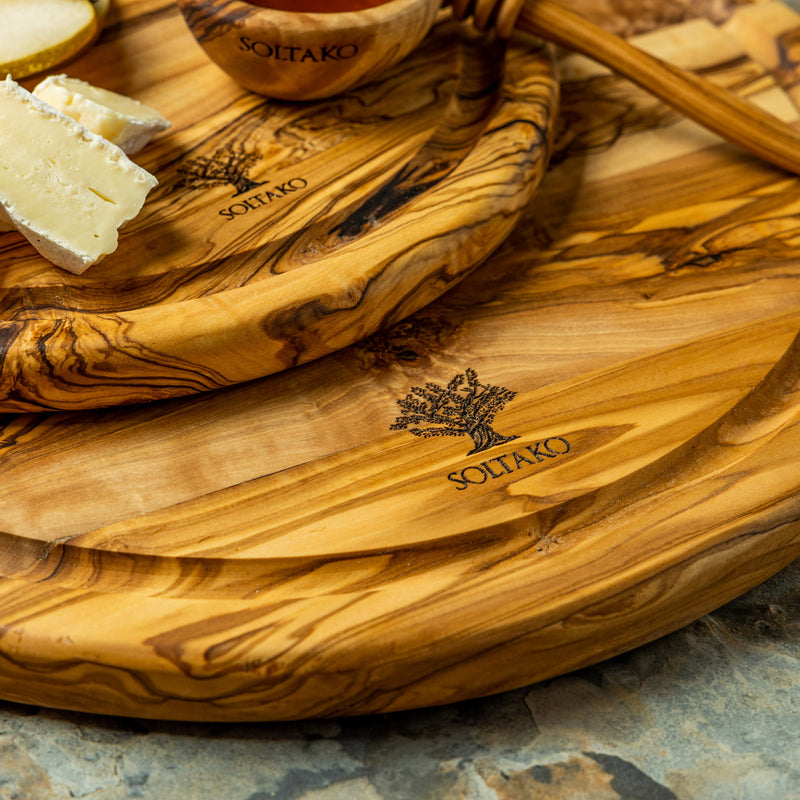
[0,1,556,412]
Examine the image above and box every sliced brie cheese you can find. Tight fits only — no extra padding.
[33,74,171,154]
[0,76,157,274]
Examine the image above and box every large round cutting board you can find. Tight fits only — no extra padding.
[0,0,556,412]
[1,0,800,721]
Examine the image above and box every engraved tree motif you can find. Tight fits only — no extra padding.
[391,368,519,454]
[176,141,265,196]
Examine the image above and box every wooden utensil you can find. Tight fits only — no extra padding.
[453,0,800,177]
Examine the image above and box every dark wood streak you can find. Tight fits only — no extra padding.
[175,0,260,43]
[334,33,511,238]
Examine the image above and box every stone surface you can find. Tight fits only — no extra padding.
[0,558,797,799]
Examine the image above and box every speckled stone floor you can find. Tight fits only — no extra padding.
[0,557,797,799]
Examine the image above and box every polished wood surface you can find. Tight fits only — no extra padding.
[0,0,555,411]
[1,0,800,721]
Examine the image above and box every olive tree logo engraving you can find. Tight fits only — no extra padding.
[176,141,266,196]
[391,368,519,455]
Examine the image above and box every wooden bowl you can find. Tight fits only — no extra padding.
[175,0,442,100]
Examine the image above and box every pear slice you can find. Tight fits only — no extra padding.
[0,0,99,80]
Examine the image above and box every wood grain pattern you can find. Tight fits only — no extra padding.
[1,0,800,721]
[0,0,555,411]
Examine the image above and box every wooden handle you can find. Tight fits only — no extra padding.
[515,0,800,176]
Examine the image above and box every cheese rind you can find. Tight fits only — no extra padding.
[0,76,158,274]
[34,74,171,154]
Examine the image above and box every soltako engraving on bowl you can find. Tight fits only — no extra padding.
[176,0,441,100]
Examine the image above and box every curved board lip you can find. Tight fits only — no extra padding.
[0,12,558,413]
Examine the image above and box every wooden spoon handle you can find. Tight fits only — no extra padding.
[514,0,800,176]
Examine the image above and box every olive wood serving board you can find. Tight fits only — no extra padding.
[0,0,556,412]
[2,0,800,721]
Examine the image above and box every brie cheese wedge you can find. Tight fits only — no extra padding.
[34,74,171,154]
[0,76,158,274]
